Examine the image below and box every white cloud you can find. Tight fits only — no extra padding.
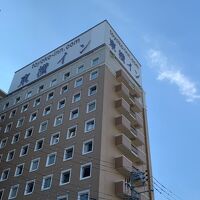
[147,49,200,102]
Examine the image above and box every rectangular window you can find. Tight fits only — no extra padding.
[15,96,21,104]
[25,127,33,139]
[54,114,63,127]
[8,184,19,199]
[38,85,44,93]
[69,108,79,120]
[67,126,77,139]
[4,123,12,133]
[12,133,20,144]
[46,91,54,101]
[50,132,60,146]
[85,119,95,132]
[80,163,92,180]
[41,175,53,191]
[6,150,15,161]
[74,77,83,88]
[78,190,90,200]
[0,114,5,122]
[9,109,17,118]
[63,72,70,80]
[29,158,40,172]
[92,57,99,66]
[20,144,29,157]
[0,189,4,200]
[0,168,10,181]
[77,65,84,73]
[72,92,81,103]
[90,70,98,80]
[60,169,71,185]
[86,100,96,113]
[57,99,66,110]
[88,85,97,96]
[16,118,24,128]
[82,139,93,155]
[39,121,48,133]
[26,91,32,99]
[21,103,28,113]
[14,164,24,177]
[46,152,56,167]
[43,105,51,116]
[33,97,40,107]
[4,102,9,110]
[60,84,68,95]
[57,194,68,200]
[24,180,35,195]
[63,146,74,161]
[34,139,44,151]
[0,138,8,149]
[29,112,37,122]
[50,79,57,87]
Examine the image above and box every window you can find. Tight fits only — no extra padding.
[39,121,48,133]
[33,97,40,107]
[57,99,66,109]
[92,57,99,66]
[15,96,21,104]
[12,133,20,144]
[26,91,32,99]
[16,118,24,128]
[77,65,84,73]
[63,146,74,161]
[60,169,71,185]
[82,139,93,155]
[25,127,33,138]
[9,109,17,118]
[86,100,96,113]
[69,108,79,120]
[21,103,28,112]
[80,163,92,180]
[0,189,4,200]
[54,114,63,127]
[20,144,29,157]
[43,105,51,116]
[0,168,10,181]
[46,91,54,101]
[0,138,7,149]
[88,85,97,96]
[78,190,90,200]
[72,92,81,103]
[0,114,5,122]
[6,150,15,161]
[29,158,40,172]
[85,119,95,132]
[24,180,35,195]
[38,85,44,93]
[4,123,12,133]
[34,139,44,151]
[60,84,68,94]
[29,112,37,122]
[57,195,68,200]
[0,155,2,163]
[63,72,70,80]
[50,79,57,87]
[41,175,53,191]
[74,77,83,88]
[4,102,9,110]
[50,132,60,145]
[8,184,19,199]
[90,70,98,80]
[67,126,77,139]
[14,164,24,176]
[46,152,57,167]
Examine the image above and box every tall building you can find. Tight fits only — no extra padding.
[0,21,154,200]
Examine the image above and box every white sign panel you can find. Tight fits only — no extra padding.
[9,21,141,93]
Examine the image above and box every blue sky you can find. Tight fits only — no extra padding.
[1,0,200,199]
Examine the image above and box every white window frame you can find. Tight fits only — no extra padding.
[25,127,34,139]
[34,139,44,151]
[14,163,24,177]
[57,98,66,110]
[66,125,77,139]
[43,105,51,116]
[33,97,41,107]
[72,92,81,103]
[63,72,70,81]
[80,162,92,180]
[69,108,79,120]
[6,149,15,162]
[91,57,99,66]
[0,137,8,149]
[78,189,90,200]
[74,77,83,88]
[12,133,20,144]
[29,158,40,172]
[24,180,35,195]
[9,109,17,118]
[8,184,19,199]
[39,121,48,133]
[60,84,68,95]
[90,69,98,80]
[21,103,29,113]
[37,85,44,93]
[57,194,68,200]
[84,118,95,133]
[82,139,94,155]
[15,96,21,104]
[0,114,6,122]
[54,114,63,127]
[46,152,57,167]
[77,65,84,74]
[0,168,10,181]
[46,91,54,101]
[41,175,53,191]
[63,146,74,161]
[50,78,57,87]
[88,85,97,96]
[4,122,12,133]
[0,189,4,200]
[26,91,32,99]
[59,169,71,186]
[50,132,60,146]
[20,144,29,157]
[29,111,38,122]
[86,100,96,113]
[16,117,24,128]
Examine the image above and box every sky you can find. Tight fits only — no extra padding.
[0,0,200,199]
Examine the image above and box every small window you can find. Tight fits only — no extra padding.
[38,85,44,93]
[8,184,19,199]
[60,169,71,185]
[46,152,57,167]
[46,91,54,101]
[33,97,40,107]
[63,146,74,161]
[78,190,90,200]
[77,65,84,74]
[0,168,10,181]
[90,70,98,80]
[50,132,60,146]
[85,119,95,132]
[63,72,70,80]
[41,175,53,191]
[4,123,12,133]
[74,77,83,88]
[20,144,29,157]
[0,189,4,200]
[82,139,93,155]
[29,158,40,172]
[9,109,17,118]
[72,92,81,103]
[92,57,99,66]
[0,138,8,149]
[50,79,57,87]
[67,126,77,139]
[4,102,9,110]
[69,108,79,120]
[12,133,20,144]
[29,112,37,122]
[80,163,92,180]
[21,103,29,113]
[60,84,68,94]
[25,127,33,138]
[6,150,15,161]
[0,114,5,122]
[39,121,48,133]
[54,115,63,127]
[15,97,21,104]
[43,105,51,116]
[14,164,24,176]
[34,139,44,151]
[88,85,97,96]
[86,100,96,113]
[16,118,24,128]
[57,99,66,110]
[24,180,35,195]
[57,194,68,200]
[26,91,32,99]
